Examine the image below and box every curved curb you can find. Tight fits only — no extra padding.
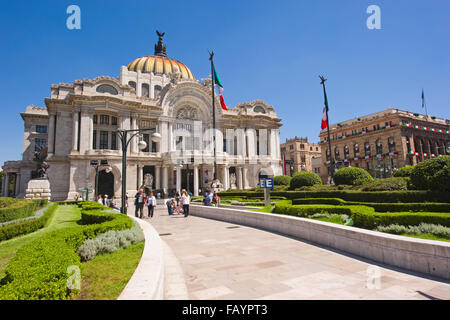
[117,216,164,300]
[162,241,189,299]
[190,204,450,280]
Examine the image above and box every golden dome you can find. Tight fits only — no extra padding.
[127,56,195,80]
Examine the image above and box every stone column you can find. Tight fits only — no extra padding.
[89,113,94,151]
[243,167,249,189]
[72,111,79,152]
[155,166,161,189]
[162,166,168,194]
[176,165,181,192]
[168,123,173,152]
[2,172,9,197]
[15,173,21,196]
[237,167,243,190]
[131,116,137,153]
[48,114,55,155]
[160,121,168,153]
[137,165,143,189]
[193,165,199,196]
[222,166,228,190]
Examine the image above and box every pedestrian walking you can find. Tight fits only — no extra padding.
[135,188,145,218]
[146,192,157,218]
[175,192,182,214]
[181,190,190,217]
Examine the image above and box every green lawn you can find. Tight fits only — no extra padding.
[0,204,81,279]
[76,242,144,300]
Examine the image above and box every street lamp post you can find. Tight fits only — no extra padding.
[117,128,161,214]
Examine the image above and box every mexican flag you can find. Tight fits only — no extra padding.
[213,67,228,110]
[321,90,329,130]
[421,89,425,108]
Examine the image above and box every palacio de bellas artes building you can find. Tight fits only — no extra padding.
[1,32,283,201]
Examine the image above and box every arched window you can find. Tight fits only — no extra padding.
[376,139,383,154]
[96,85,118,95]
[388,137,395,153]
[364,142,371,156]
[354,144,360,157]
[334,147,340,160]
[142,84,149,97]
[154,85,162,98]
[253,106,266,114]
[344,145,350,159]
[128,81,136,90]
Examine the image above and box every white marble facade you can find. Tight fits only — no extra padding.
[2,35,282,200]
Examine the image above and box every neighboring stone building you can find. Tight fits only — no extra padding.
[2,33,282,200]
[319,108,450,179]
[280,137,322,177]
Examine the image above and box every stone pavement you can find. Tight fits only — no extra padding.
[141,206,450,300]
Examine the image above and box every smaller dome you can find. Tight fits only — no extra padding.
[127,56,194,80]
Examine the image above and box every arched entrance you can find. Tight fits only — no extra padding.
[98,170,114,198]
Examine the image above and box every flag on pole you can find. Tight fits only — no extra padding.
[321,90,329,130]
[213,66,228,110]
[421,89,425,108]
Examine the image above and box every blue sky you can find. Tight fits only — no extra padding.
[0,0,449,166]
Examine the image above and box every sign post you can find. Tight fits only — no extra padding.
[260,178,273,206]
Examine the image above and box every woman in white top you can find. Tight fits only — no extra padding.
[181,191,190,217]
[145,192,157,218]
[97,195,103,205]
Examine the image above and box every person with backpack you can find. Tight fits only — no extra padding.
[145,192,157,218]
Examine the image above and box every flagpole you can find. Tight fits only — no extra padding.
[209,51,217,181]
[422,89,428,117]
[320,75,335,183]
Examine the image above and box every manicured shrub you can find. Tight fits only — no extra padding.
[410,155,450,190]
[0,204,134,300]
[393,166,415,178]
[274,175,292,186]
[0,198,47,223]
[333,167,374,186]
[292,198,346,206]
[290,172,322,189]
[0,203,58,242]
[360,177,408,191]
[375,223,450,239]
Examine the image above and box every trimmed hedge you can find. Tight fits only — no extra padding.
[290,172,322,189]
[0,204,133,300]
[0,198,48,223]
[273,202,450,229]
[291,198,450,213]
[360,177,408,191]
[274,175,292,186]
[333,167,374,185]
[0,203,57,242]
[393,166,415,178]
[219,190,450,203]
[410,155,450,191]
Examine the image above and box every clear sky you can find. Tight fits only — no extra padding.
[0,0,449,166]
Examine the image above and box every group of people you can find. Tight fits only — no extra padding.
[165,190,191,217]
[202,190,220,207]
[134,188,157,219]
[96,194,120,210]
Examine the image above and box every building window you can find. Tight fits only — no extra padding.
[326,149,331,161]
[365,142,371,156]
[405,136,411,153]
[36,125,47,133]
[300,144,304,150]
[111,132,117,150]
[176,136,183,150]
[289,145,293,150]
[111,116,118,126]
[96,84,118,95]
[93,130,97,149]
[388,137,395,153]
[99,131,109,149]
[376,139,383,154]
[154,85,162,97]
[344,145,350,159]
[93,115,98,124]
[354,144,360,157]
[35,138,47,152]
[253,106,266,114]
[128,81,136,90]
[334,147,340,160]
[142,84,149,97]
[100,115,109,125]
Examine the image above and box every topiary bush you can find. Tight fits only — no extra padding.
[274,175,292,186]
[393,166,415,177]
[289,172,322,189]
[360,177,408,191]
[333,167,374,185]
[410,155,450,191]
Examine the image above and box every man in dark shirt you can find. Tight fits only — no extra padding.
[135,188,145,218]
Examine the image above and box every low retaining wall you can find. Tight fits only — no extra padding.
[118,216,164,300]
[190,205,450,280]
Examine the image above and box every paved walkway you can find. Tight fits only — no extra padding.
[142,207,450,300]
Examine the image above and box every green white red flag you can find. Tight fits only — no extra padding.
[321,89,329,130]
[213,66,228,110]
